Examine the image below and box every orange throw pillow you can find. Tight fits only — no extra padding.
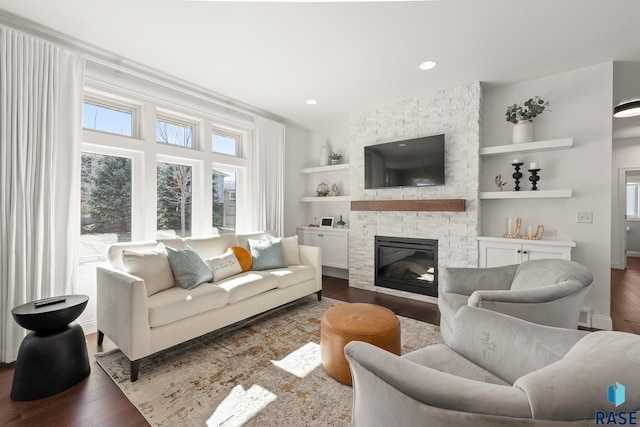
[227,246,252,272]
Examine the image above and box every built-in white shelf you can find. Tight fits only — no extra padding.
[479,138,573,157]
[479,190,572,199]
[300,163,349,174]
[477,236,576,247]
[301,196,351,202]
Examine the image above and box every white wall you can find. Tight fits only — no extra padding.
[284,123,310,237]
[481,63,613,329]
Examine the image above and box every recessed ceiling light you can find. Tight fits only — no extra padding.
[419,60,437,71]
[306,99,318,105]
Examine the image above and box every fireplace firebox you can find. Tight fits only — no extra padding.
[374,236,438,297]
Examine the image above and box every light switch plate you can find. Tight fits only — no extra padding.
[577,212,593,223]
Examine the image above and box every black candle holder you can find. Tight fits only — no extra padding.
[528,169,541,190]
[512,162,524,191]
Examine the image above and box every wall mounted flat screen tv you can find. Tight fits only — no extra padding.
[364,134,445,189]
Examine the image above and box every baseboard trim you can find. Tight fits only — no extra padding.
[591,314,613,331]
[79,319,97,335]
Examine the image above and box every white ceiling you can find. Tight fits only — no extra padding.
[1,0,640,132]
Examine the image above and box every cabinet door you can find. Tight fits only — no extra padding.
[522,244,572,262]
[319,231,349,269]
[298,230,321,248]
[479,241,523,268]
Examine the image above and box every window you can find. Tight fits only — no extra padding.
[212,169,236,234]
[157,117,193,148]
[80,153,132,260]
[627,182,639,219]
[157,162,193,238]
[212,131,238,156]
[83,100,133,137]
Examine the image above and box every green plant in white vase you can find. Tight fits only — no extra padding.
[506,96,550,144]
[329,152,342,165]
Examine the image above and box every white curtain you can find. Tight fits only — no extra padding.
[0,27,84,363]
[248,116,285,236]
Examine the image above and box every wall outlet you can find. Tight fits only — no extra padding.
[577,212,593,224]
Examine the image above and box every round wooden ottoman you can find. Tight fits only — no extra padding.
[320,303,401,386]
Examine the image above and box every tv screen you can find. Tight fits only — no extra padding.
[364,134,445,189]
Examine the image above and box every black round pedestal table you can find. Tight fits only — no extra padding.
[10,295,91,401]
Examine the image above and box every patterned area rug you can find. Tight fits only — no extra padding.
[95,296,442,427]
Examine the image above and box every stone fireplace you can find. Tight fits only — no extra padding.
[348,83,482,303]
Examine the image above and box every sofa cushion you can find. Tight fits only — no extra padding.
[107,240,160,271]
[249,238,287,270]
[184,234,239,260]
[403,344,510,386]
[122,243,175,296]
[217,272,279,303]
[237,231,273,251]
[510,259,593,291]
[205,251,242,281]
[281,235,301,266]
[166,246,214,290]
[269,265,316,288]
[147,283,229,327]
[228,246,252,272]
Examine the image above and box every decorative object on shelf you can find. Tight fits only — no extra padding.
[320,145,329,166]
[528,168,541,190]
[523,225,545,240]
[504,217,522,238]
[316,182,329,196]
[320,217,334,228]
[512,161,524,191]
[495,174,507,191]
[336,215,346,228]
[328,183,340,196]
[613,100,640,118]
[329,152,342,165]
[506,96,550,144]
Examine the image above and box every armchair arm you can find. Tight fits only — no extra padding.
[467,281,591,329]
[96,265,151,361]
[345,341,532,426]
[298,244,322,291]
[440,264,518,296]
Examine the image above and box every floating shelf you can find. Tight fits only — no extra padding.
[479,138,573,157]
[479,190,572,199]
[300,163,349,174]
[301,196,351,202]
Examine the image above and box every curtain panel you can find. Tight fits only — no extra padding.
[0,27,84,362]
[249,117,285,236]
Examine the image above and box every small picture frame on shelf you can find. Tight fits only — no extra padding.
[320,217,334,228]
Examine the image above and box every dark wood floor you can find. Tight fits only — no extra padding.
[0,268,636,426]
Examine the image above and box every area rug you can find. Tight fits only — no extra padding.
[95,296,442,427]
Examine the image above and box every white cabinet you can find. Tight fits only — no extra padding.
[297,226,349,269]
[478,237,575,268]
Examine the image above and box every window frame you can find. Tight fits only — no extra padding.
[83,96,140,139]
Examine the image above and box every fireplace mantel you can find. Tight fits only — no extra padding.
[351,199,465,212]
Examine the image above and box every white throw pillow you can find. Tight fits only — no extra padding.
[278,235,301,266]
[121,243,175,296]
[206,251,243,281]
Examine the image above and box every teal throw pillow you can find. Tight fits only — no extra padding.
[248,238,287,271]
[166,246,213,290]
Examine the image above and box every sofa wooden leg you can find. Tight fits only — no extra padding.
[97,330,104,346]
[317,290,322,301]
[130,359,140,382]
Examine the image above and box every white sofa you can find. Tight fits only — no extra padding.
[96,231,322,381]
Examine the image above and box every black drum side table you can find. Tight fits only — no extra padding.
[10,294,90,401]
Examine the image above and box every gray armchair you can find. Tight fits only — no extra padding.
[438,259,593,345]
[345,305,640,427]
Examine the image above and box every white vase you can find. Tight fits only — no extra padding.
[320,146,329,166]
[512,121,533,144]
